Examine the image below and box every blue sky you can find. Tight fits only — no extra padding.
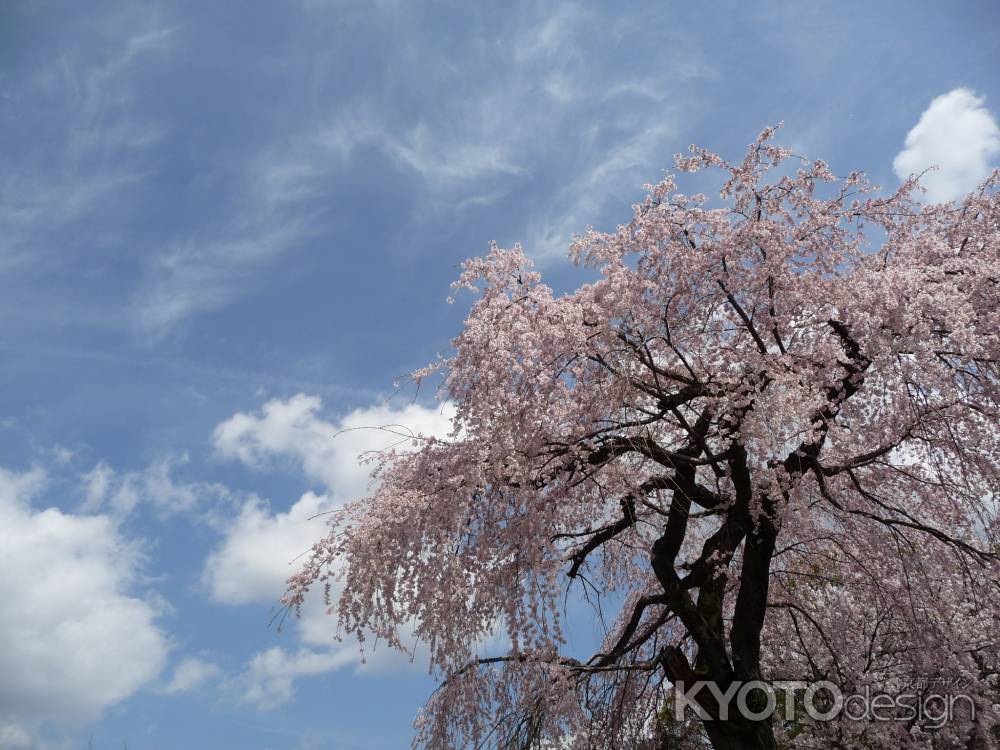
[1,2,999,748]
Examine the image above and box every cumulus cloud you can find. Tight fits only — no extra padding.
[160,656,223,695]
[207,395,454,608]
[893,88,1000,203]
[241,647,356,710]
[207,395,456,703]
[81,454,235,521]
[203,490,332,605]
[0,466,168,731]
[0,723,44,750]
[212,393,454,498]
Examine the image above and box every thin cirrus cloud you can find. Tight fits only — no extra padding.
[0,18,173,271]
[131,135,336,342]
[1,3,715,343]
[205,394,455,707]
[893,88,1000,203]
[307,5,709,258]
[525,118,677,259]
[132,2,715,337]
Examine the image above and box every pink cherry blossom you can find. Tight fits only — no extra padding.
[287,127,1000,749]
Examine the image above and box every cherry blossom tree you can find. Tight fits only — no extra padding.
[287,127,1000,750]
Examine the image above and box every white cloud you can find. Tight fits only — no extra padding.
[134,216,319,341]
[240,647,356,710]
[385,124,525,185]
[81,454,234,520]
[206,395,454,608]
[512,2,588,66]
[160,656,222,695]
[527,120,674,258]
[203,490,332,605]
[0,466,168,730]
[0,723,44,750]
[128,2,714,337]
[893,88,1000,203]
[1,15,173,271]
[206,395,457,700]
[212,393,454,499]
[82,461,117,510]
[271,3,706,262]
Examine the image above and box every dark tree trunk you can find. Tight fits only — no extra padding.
[702,718,776,750]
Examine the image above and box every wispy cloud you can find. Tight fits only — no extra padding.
[0,0,711,335]
[232,1,712,262]
[526,119,676,258]
[134,216,321,340]
[101,2,718,338]
[0,18,174,270]
[81,453,237,522]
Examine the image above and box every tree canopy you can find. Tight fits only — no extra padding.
[287,128,1000,750]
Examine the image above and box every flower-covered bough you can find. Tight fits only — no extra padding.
[287,128,1000,749]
